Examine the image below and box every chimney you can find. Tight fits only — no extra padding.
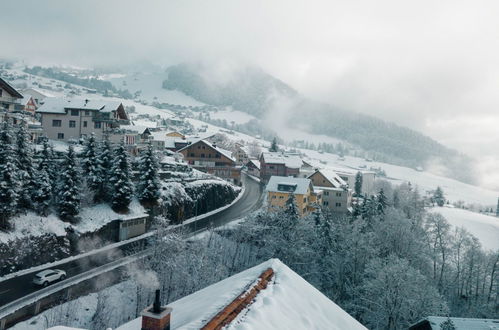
[84,99,89,106]
[141,290,172,330]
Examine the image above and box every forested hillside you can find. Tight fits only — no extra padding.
[162,63,475,184]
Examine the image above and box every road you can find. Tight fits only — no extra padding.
[0,173,263,308]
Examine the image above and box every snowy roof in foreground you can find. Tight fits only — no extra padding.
[410,316,499,330]
[266,176,312,195]
[261,152,303,168]
[117,259,366,330]
[36,98,122,114]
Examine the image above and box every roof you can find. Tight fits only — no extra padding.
[20,94,34,106]
[266,176,313,195]
[247,159,260,170]
[261,152,303,168]
[36,98,123,114]
[310,169,347,188]
[22,87,54,98]
[410,316,499,330]
[178,139,236,162]
[0,77,23,98]
[116,259,367,330]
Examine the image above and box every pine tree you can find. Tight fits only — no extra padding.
[284,193,299,219]
[376,188,388,215]
[137,142,160,206]
[496,197,499,217]
[94,136,113,202]
[433,186,445,207]
[57,145,80,222]
[270,137,278,152]
[354,171,363,197]
[38,140,57,191]
[110,142,133,212]
[33,167,52,216]
[15,126,35,210]
[82,133,100,192]
[0,122,18,229]
[440,317,456,330]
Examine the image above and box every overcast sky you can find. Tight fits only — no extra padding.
[2,0,499,189]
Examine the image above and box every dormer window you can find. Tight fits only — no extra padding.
[277,183,297,192]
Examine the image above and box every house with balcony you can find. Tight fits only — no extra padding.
[308,169,352,213]
[178,139,241,184]
[0,77,24,113]
[36,98,129,141]
[266,176,322,217]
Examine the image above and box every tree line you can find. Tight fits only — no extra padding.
[0,122,161,230]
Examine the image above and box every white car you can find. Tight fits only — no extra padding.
[33,269,67,287]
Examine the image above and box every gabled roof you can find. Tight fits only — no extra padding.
[116,259,367,330]
[247,159,260,170]
[266,176,313,195]
[20,94,34,106]
[36,98,123,114]
[178,139,236,162]
[309,169,347,188]
[410,316,499,330]
[0,77,23,98]
[261,152,303,169]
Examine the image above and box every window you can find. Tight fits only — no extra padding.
[215,154,221,158]
[52,120,61,127]
[303,197,307,203]
[189,153,195,157]
[323,201,329,206]
[272,195,276,199]
[324,191,329,196]
[208,154,212,158]
[85,110,90,116]
[335,202,342,207]
[0,89,2,97]
[69,120,76,128]
[336,192,342,197]
[70,109,79,116]
[94,122,101,129]
[57,133,64,139]
[83,121,88,127]
[201,153,205,158]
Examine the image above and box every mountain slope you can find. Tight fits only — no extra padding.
[161,62,476,184]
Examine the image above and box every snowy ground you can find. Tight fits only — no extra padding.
[209,108,256,124]
[429,206,499,251]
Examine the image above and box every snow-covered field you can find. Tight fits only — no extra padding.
[209,108,256,124]
[429,206,499,251]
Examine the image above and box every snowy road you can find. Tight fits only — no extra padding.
[0,173,263,315]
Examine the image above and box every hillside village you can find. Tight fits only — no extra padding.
[1,66,499,330]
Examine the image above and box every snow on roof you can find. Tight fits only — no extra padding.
[261,152,303,169]
[412,316,499,330]
[312,169,347,188]
[248,159,260,170]
[22,87,54,98]
[20,94,34,106]
[266,176,312,195]
[117,259,367,330]
[0,77,23,98]
[119,124,149,134]
[36,98,122,114]
[132,119,158,128]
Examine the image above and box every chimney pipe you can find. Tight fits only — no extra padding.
[153,289,161,314]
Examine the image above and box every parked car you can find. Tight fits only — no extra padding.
[33,269,66,287]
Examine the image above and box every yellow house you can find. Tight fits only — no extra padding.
[166,131,185,139]
[266,176,322,217]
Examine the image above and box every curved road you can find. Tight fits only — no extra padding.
[0,173,263,309]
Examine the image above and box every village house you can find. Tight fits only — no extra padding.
[332,167,377,196]
[308,169,352,213]
[0,77,24,112]
[409,316,499,330]
[178,139,241,184]
[232,143,250,165]
[19,94,37,114]
[149,130,190,152]
[245,159,261,178]
[36,98,129,141]
[259,152,303,183]
[21,87,52,107]
[266,176,322,217]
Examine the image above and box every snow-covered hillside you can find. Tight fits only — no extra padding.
[429,207,499,251]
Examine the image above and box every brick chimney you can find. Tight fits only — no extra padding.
[141,290,172,330]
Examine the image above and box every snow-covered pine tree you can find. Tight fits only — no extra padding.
[137,141,160,206]
[270,137,278,152]
[38,139,57,191]
[57,145,80,222]
[354,171,363,197]
[0,122,18,229]
[110,142,133,212]
[15,125,35,211]
[376,188,388,215]
[284,193,299,220]
[33,167,52,216]
[433,186,445,207]
[94,135,113,202]
[81,133,100,192]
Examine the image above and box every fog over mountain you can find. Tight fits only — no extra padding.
[1,0,499,188]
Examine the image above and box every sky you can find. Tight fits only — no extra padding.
[1,0,499,189]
